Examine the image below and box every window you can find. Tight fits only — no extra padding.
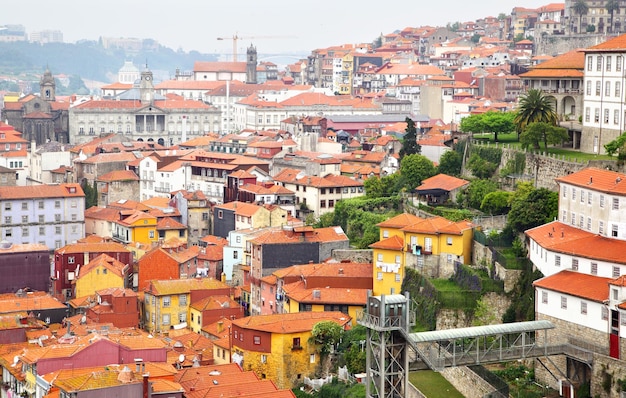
[604,109,610,124]
[395,273,401,282]
[572,188,576,201]
[580,191,585,203]
[605,81,611,97]
[320,200,326,208]
[21,202,27,210]
[395,255,401,264]
[446,237,453,245]
[39,226,45,235]
[382,230,389,238]
[68,256,75,264]
[292,337,301,349]
[179,313,186,323]
[328,200,334,208]
[586,81,592,95]
[607,55,612,71]
[555,255,561,267]
[562,210,567,222]
[149,230,155,239]
[254,336,261,345]
[591,262,598,275]
[162,314,170,325]
[179,294,187,305]
[588,192,592,205]
[587,217,592,231]
[587,56,593,71]
[310,354,316,363]
[55,200,60,208]
[579,215,584,228]
[261,354,267,363]
[581,301,587,315]
[572,258,579,271]
[163,296,171,307]
[38,201,44,209]
[618,56,623,71]
[218,210,223,219]
[233,251,238,259]
[595,81,601,96]
[612,224,618,237]
[614,266,621,278]
[22,227,28,236]
[613,197,619,210]
[377,253,383,261]
[542,291,548,304]
[55,226,61,234]
[561,296,567,309]
[377,272,383,280]
[597,55,603,71]
[616,109,620,125]
[600,195,605,208]
[562,186,567,197]
[55,214,61,222]
[4,203,10,211]
[594,108,600,122]
[616,82,621,98]
[570,212,576,226]
[614,288,619,300]
[599,221,605,235]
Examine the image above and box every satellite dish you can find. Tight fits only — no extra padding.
[11,355,19,367]
[178,354,185,363]
[80,315,87,324]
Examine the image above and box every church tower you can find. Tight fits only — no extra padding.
[246,45,258,84]
[139,66,155,105]
[40,67,56,101]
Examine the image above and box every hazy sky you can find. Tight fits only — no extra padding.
[6,0,551,56]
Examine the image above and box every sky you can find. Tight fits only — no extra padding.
[6,0,552,57]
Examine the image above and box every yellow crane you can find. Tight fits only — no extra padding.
[216,34,295,62]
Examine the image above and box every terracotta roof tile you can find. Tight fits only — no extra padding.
[232,311,350,334]
[533,270,610,302]
[416,173,469,192]
[146,278,230,296]
[0,183,84,199]
[556,167,626,195]
[369,235,404,250]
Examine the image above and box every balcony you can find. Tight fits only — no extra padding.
[155,186,171,193]
[112,232,130,243]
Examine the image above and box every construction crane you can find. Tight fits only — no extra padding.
[216,34,294,62]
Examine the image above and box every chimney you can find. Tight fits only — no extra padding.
[143,374,150,398]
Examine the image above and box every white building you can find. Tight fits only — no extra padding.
[0,183,85,249]
[581,35,626,154]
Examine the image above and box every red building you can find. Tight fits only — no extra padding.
[53,242,132,300]
[137,246,202,292]
[190,295,244,328]
[223,169,259,203]
[86,287,139,328]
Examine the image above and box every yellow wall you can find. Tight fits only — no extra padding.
[378,226,404,241]
[285,300,361,321]
[189,307,202,334]
[130,218,158,245]
[144,292,190,333]
[372,247,404,296]
[75,266,124,299]
[235,330,317,389]
[161,228,187,243]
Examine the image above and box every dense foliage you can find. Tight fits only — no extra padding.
[459,179,498,210]
[459,111,515,141]
[514,89,558,136]
[437,150,463,177]
[519,122,569,150]
[507,185,558,233]
[399,154,437,189]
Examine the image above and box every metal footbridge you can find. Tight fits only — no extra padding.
[356,293,590,398]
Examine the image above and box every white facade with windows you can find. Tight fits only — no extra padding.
[0,184,85,249]
[581,43,626,154]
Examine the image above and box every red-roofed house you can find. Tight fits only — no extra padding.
[415,173,469,204]
[85,287,139,328]
[97,170,140,206]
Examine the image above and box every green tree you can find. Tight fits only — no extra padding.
[459,111,515,142]
[467,153,497,179]
[604,131,626,160]
[364,173,403,198]
[606,0,619,32]
[311,321,344,375]
[573,0,589,33]
[498,13,507,21]
[519,122,569,150]
[437,150,462,177]
[400,154,436,190]
[508,187,558,233]
[514,89,558,138]
[462,179,498,209]
[81,179,98,209]
[480,190,512,215]
[399,117,421,159]
[471,33,481,44]
[338,325,367,374]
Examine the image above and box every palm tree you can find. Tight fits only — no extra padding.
[606,0,620,33]
[514,89,558,138]
[573,0,589,33]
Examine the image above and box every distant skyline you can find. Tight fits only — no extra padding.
[7,0,552,57]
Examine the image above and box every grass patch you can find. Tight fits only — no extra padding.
[473,132,615,162]
[409,371,465,398]
[431,278,481,310]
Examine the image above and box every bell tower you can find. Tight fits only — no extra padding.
[246,45,258,84]
[139,65,155,105]
[40,67,56,101]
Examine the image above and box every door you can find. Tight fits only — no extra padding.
[610,310,620,359]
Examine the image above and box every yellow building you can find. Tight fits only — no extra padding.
[230,312,351,389]
[370,213,474,296]
[143,278,231,334]
[112,210,158,245]
[156,217,188,243]
[74,254,129,299]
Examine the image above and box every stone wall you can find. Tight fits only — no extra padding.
[534,34,610,58]
[330,249,373,264]
[437,308,472,330]
[591,354,626,398]
[441,367,498,398]
[493,262,523,294]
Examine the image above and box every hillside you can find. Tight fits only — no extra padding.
[0,40,217,83]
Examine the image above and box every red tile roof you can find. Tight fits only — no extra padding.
[283,281,368,305]
[416,173,469,192]
[555,167,626,195]
[533,270,610,302]
[0,183,84,199]
[232,311,350,334]
[377,213,424,229]
[369,235,404,250]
